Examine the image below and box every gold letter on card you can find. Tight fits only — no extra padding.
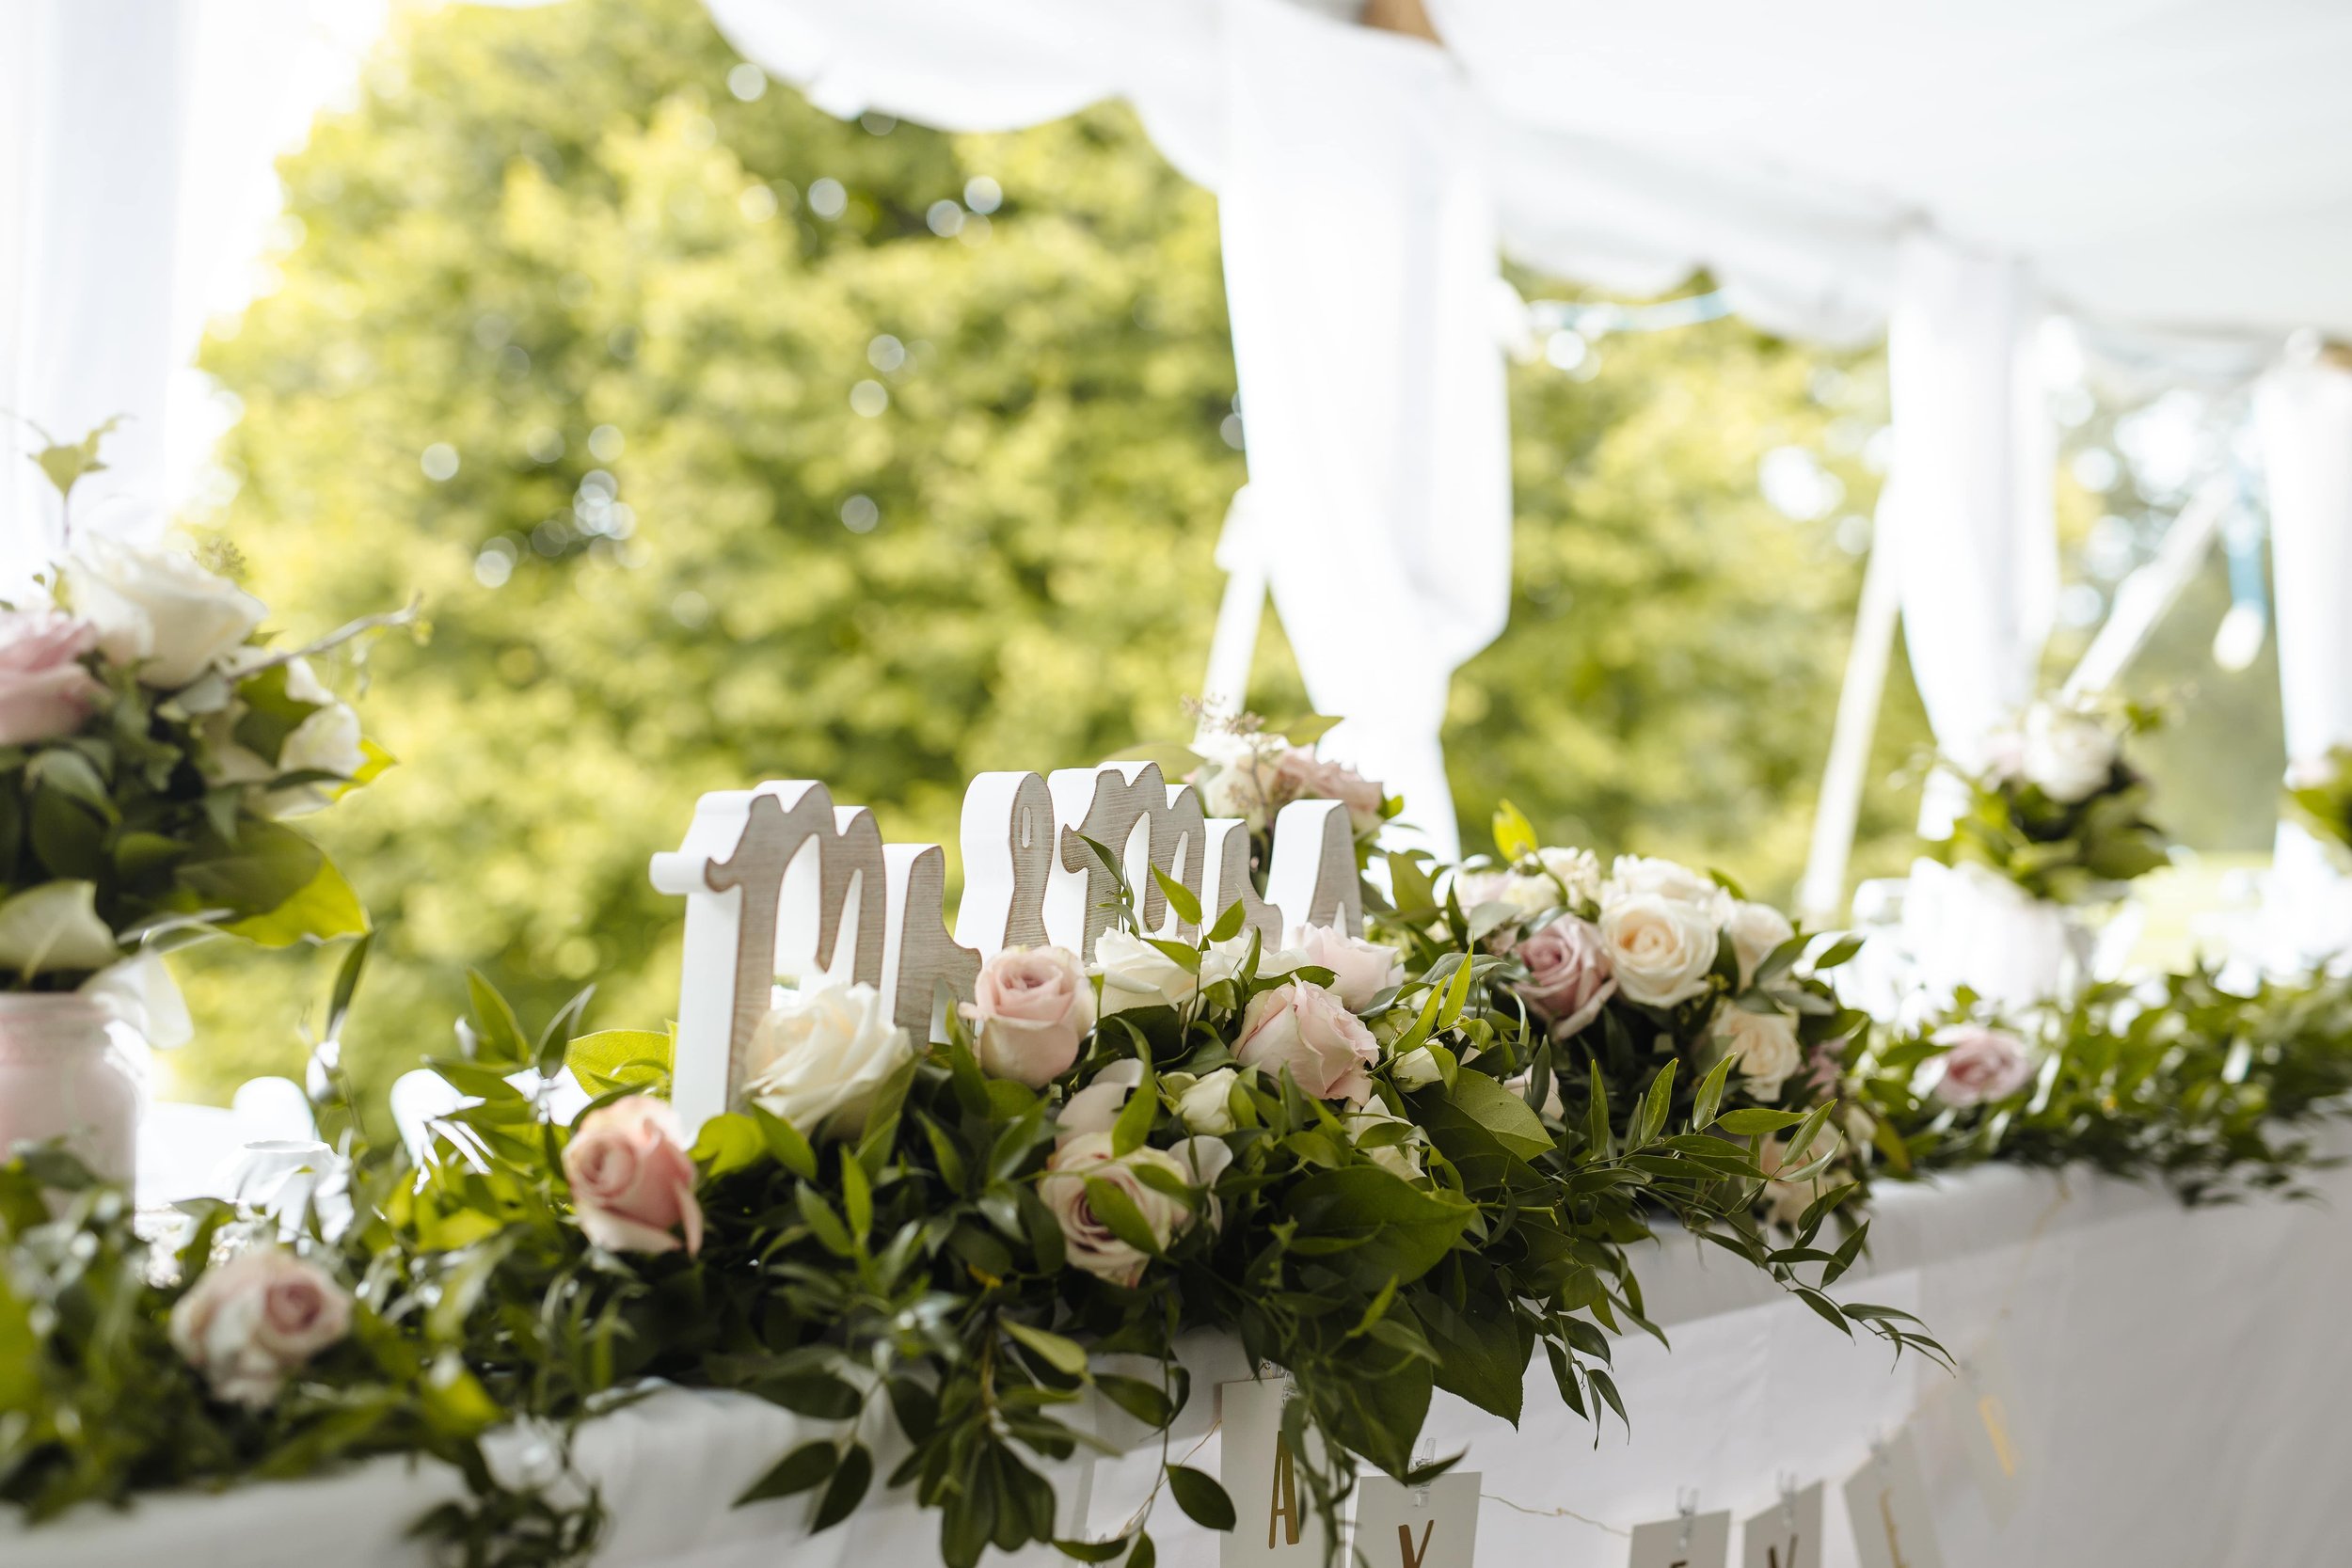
[1396,1520,1434,1568]
[1267,1434,1301,1549]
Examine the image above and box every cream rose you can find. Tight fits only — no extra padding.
[963,944,1093,1086]
[2019,700,2116,803]
[563,1096,704,1255]
[1342,1106,1427,1180]
[1711,1002,1804,1101]
[1726,900,1796,989]
[0,611,103,745]
[1040,1131,1197,1285]
[1597,895,1720,1008]
[169,1245,352,1408]
[1233,980,1378,1102]
[1290,924,1404,1011]
[1512,917,1616,1037]
[1173,1066,1241,1134]
[1931,1024,2034,1107]
[1389,1046,1443,1091]
[1057,1058,1144,1144]
[742,981,914,1136]
[70,539,265,689]
[1094,927,1205,1015]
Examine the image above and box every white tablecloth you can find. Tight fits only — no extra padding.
[13,1148,2352,1568]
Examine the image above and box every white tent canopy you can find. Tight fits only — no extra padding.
[10,0,2352,883]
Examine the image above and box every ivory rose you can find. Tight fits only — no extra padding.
[1726,900,1797,989]
[1711,1002,1804,1101]
[1173,1066,1241,1134]
[70,538,265,689]
[1290,924,1404,1011]
[0,610,103,745]
[169,1245,352,1408]
[2020,700,2116,803]
[1512,918,1616,1037]
[963,944,1093,1086]
[1342,1106,1427,1180]
[1040,1132,1197,1286]
[1931,1024,2035,1107]
[1094,927,1205,1015]
[1234,980,1378,1102]
[742,981,914,1135]
[562,1097,704,1256]
[1597,891,1721,1008]
[1057,1058,1144,1144]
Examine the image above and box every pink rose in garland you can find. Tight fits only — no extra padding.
[962,944,1094,1086]
[169,1245,352,1409]
[563,1097,705,1256]
[0,610,103,745]
[1290,924,1404,1011]
[1234,980,1378,1101]
[1931,1024,2035,1108]
[1273,749,1386,836]
[1041,1132,1197,1286]
[1512,918,1617,1037]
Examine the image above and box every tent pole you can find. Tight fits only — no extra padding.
[1798,527,1901,926]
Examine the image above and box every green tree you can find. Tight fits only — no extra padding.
[170,0,1931,1104]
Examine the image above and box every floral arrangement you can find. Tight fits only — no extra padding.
[2285,746,2352,859]
[1,854,1929,1567]
[1929,697,2171,905]
[0,425,405,994]
[1182,707,1396,868]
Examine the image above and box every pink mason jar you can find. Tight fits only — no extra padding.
[0,993,143,1186]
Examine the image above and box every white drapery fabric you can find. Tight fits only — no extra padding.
[2255,356,2352,965]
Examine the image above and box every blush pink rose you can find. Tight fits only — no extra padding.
[1290,924,1405,1011]
[1932,1025,2034,1108]
[1234,980,1378,1102]
[1040,1131,1196,1286]
[0,610,103,745]
[1273,750,1386,835]
[563,1097,705,1256]
[962,944,1094,1086]
[168,1245,353,1408]
[1513,918,1617,1037]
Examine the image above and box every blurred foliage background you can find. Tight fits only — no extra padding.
[163,0,2283,1106]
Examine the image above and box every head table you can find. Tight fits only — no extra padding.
[8,1132,2346,1568]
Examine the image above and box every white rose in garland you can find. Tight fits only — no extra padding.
[1726,900,1796,988]
[742,981,913,1135]
[1597,856,1726,1008]
[1093,927,1203,1014]
[2020,700,2116,803]
[1172,1066,1241,1134]
[69,538,266,689]
[1289,924,1404,1011]
[1711,1002,1804,1101]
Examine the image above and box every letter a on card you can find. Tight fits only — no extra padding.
[1842,1433,1947,1568]
[1351,1472,1480,1568]
[1219,1379,1331,1567]
[1628,1508,1730,1568]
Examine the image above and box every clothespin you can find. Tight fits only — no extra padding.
[1776,1473,1801,1531]
[1674,1488,1700,1550]
[1410,1440,1435,1509]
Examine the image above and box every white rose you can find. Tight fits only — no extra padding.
[1597,894,1720,1007]
[2019,701,2116,803]
[1389,1046,1442,1091]
[70,539,266,689]
[1094,927,1203,1014]
[1711,1002,1804,1101]
[1172,1066,1241,1134]
[1341,1106,1426,1180]
[742,981,913,1136]
[1057,1058,1144,1145]
[1604,855,1734,920]
[1534,847,1602,906]
[1726,900,1796,989]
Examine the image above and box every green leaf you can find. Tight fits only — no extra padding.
[1110,1060,1158,1157]
[1691,1053,1735,1131]
[1082,1176,1163,1259]
[462,969,531,1068]
[1286,1165,1476,1289]
[1206,898,1247,942]
[1634,1059,1677,1147]
[839,1146,872,1246]
[809,1443,873,1532]
[1716,1108,1805,1136]
[219,852,370,947]
[1003,1319,1089,1377]
[568,1029,675,1100]
[1448,1069,1552,1162]
[752,1104,819,1180]
[1491,799,1538,862]
[1151,867,1202,929]
[1165,1465,1235,1531]
[691,1112,766,1178]
[734,1441,836,1506]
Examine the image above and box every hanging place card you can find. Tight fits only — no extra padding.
[1628,1505,1730,1568]
[1219,1378,1335,1567]
[1841,1432,1947,1568]
[1351,1471,1481,1568]
[1739,1481,1823,1568]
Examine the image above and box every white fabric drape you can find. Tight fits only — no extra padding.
[1882,230,2057,827]
[2255,356,2352,965]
